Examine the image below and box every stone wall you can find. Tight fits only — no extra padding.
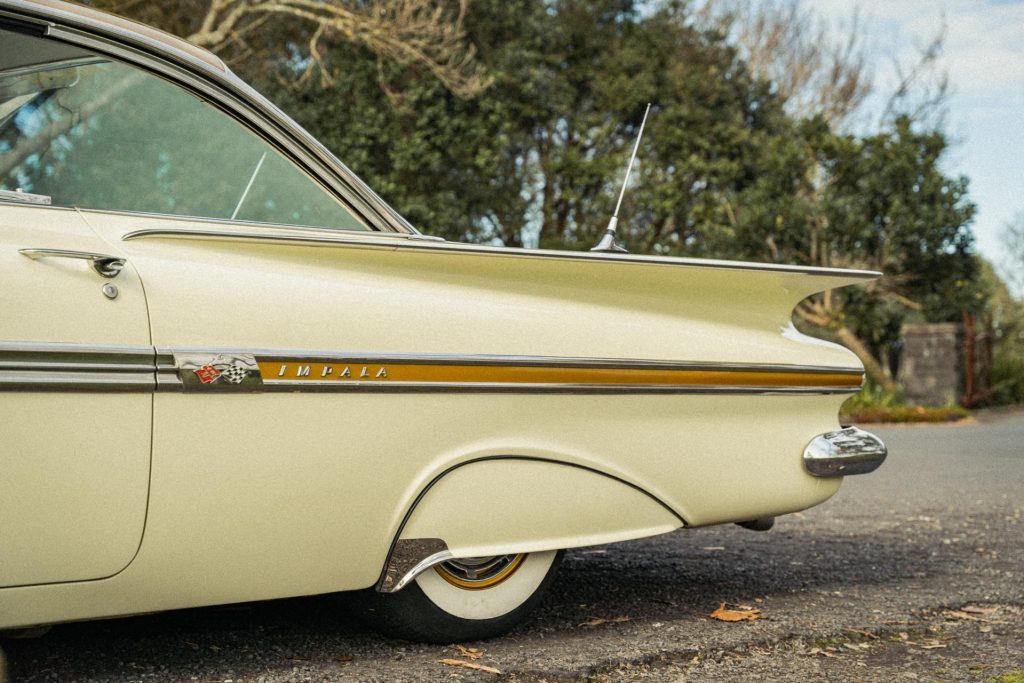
[898,323,961,406]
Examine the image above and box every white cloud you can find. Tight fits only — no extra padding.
[811,0,1024,95]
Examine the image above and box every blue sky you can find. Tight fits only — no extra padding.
[812,0,1024,280]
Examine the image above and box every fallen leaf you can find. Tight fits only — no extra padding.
[456,645,484,661]
[962,605,999,615]
[709,603,762,622]
[846,629,878,639]
[945,610,983,622]
[439,658,501,675]
[578,616,632,627]
[334,655,353,662]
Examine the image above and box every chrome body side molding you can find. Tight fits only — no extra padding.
[803,427,888,477]
[0,342,865,394]
[0,341,154,391]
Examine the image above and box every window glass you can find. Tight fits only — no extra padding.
[0,32,365,230]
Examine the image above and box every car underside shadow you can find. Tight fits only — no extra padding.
[2,521,950,681]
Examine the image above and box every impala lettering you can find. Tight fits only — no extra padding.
[266,361,392,382]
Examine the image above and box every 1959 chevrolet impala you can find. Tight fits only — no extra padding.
[0,0,886,643]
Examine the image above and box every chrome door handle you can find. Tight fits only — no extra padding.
[19,248,126,278]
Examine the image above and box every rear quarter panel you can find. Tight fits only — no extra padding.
[0,213,862,628]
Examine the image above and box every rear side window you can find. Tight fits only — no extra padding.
[0,29,366,231]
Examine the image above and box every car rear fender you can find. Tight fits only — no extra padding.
[375,457,682,592]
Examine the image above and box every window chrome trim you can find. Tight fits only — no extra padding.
[0,188,51,206]
[119,223,443,244]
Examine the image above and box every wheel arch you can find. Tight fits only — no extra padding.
[375,455,685,592]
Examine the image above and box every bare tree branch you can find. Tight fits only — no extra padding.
[184,0,490,99]
[696,0,871,126]
[879,14,949,129]
[1000,212,1024,300]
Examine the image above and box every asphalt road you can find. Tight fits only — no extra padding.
[4,411,1023,682]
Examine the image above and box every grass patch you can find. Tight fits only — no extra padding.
[840,382,970,424]
[985,672,1024,683]
[843,405,970,424]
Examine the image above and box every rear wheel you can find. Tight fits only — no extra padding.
[356,550,562,642]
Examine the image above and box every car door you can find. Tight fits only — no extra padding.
[0,26,404,598]
[0,203,152,588]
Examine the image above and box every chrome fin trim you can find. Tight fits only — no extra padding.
[803,427,888,477]
[121,226,879,277]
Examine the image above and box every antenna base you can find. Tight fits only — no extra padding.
[590,229,628,253]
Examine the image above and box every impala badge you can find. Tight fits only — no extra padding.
[177,353,262,390]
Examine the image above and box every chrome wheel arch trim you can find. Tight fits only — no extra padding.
[376,539,454,594]
[374,455,686,593]
[0,0,416,235]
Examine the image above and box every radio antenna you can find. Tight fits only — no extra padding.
[591,102,652,253]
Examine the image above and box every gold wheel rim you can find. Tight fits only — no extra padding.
[434,553,526,590]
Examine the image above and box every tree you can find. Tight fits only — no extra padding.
[1000,212,1024,299]
[92,0,489,98]
[694,0,871,127]
[696,0,949,132]
[258,0,804,250]
[721,117,977,390]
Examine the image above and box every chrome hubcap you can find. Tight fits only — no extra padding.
[434,553,525,590]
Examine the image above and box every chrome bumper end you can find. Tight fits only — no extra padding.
[803,427,887,477]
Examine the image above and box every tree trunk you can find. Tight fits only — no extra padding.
[833,325,897,393]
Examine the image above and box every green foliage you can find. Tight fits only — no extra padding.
[841,381,905,413]
[979,260,1024,405]
[840,381,970,422]
[240,0,800,250]
[985,671,1024,683]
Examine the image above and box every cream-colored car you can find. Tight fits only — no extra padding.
[0,0,886,643]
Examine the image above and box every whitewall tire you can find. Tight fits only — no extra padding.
[355,550,562,642]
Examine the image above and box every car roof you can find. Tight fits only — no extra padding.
[5,0,228,72]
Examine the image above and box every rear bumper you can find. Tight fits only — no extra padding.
[803,427,887,477]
